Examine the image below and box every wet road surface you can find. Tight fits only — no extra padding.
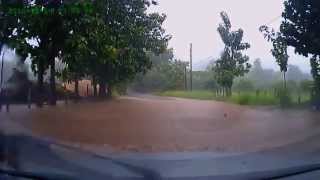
[1,95,320,153]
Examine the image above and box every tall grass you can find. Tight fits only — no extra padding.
[229,92,277,105]
[158,90,311,106]
[158,90,217,100]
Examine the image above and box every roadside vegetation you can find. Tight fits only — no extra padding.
[0,0,170,108]
[132,9,315,108]
[0,0,319,111]
[158,90,310,106]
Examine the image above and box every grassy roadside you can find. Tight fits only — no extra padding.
[157,90,311,106]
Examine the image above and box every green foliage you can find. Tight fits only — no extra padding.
[132,49,187,92]
[235,95,250,105]
[260,26,289,104]
[281,0,320,108]
[300,80,313,93]
[260,26,289,73]
[204,79,219,90]
[245,59,281,89]
[230,93,278,106]
[213,11,251,96]
[192,71,217,90]
[158,90,217,100]
[1,0,170,102]
[159,90,310,107]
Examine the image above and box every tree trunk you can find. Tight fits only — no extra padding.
[222,87,225,97]
[226,87,232,97]
[283,72,287,90]
[107,84,112,98]
[99,81,107,97]
[36,61,45,107]
[74,76,79,98]
[92,76,97,97]
[48,59,57,105]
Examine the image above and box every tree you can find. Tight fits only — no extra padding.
[91,0,170,97]
[213,11,251,96]
[2,0,170,102]
[132,49,186,92]
[0,0,23,96]
[61,3,96,98]
[260,26,289,89]
[4,0,74,106]
[281,0,320,108]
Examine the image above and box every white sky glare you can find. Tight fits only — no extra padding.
[150,0,311,72]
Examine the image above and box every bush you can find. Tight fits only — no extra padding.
[230,93,278,105]
[237,94,250,105]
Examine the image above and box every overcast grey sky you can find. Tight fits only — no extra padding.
[150,0,311,72]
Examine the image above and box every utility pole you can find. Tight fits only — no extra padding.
[189,43,193,91]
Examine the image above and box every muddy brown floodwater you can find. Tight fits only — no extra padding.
[2,95,320,153]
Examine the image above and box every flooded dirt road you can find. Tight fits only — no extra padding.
[1,95,320,153]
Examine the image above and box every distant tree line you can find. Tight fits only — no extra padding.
[131,49,188,92]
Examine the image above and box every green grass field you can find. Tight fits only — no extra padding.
[158,90,311,106]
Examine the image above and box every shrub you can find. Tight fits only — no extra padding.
[237,94,250,105]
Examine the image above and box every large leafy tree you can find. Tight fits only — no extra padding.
[281,0,320,108]
[0,0,25,91]
[1,0,169,102]
[214,11,251,96]
[90,0,170,97]
[4,0,75,106]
